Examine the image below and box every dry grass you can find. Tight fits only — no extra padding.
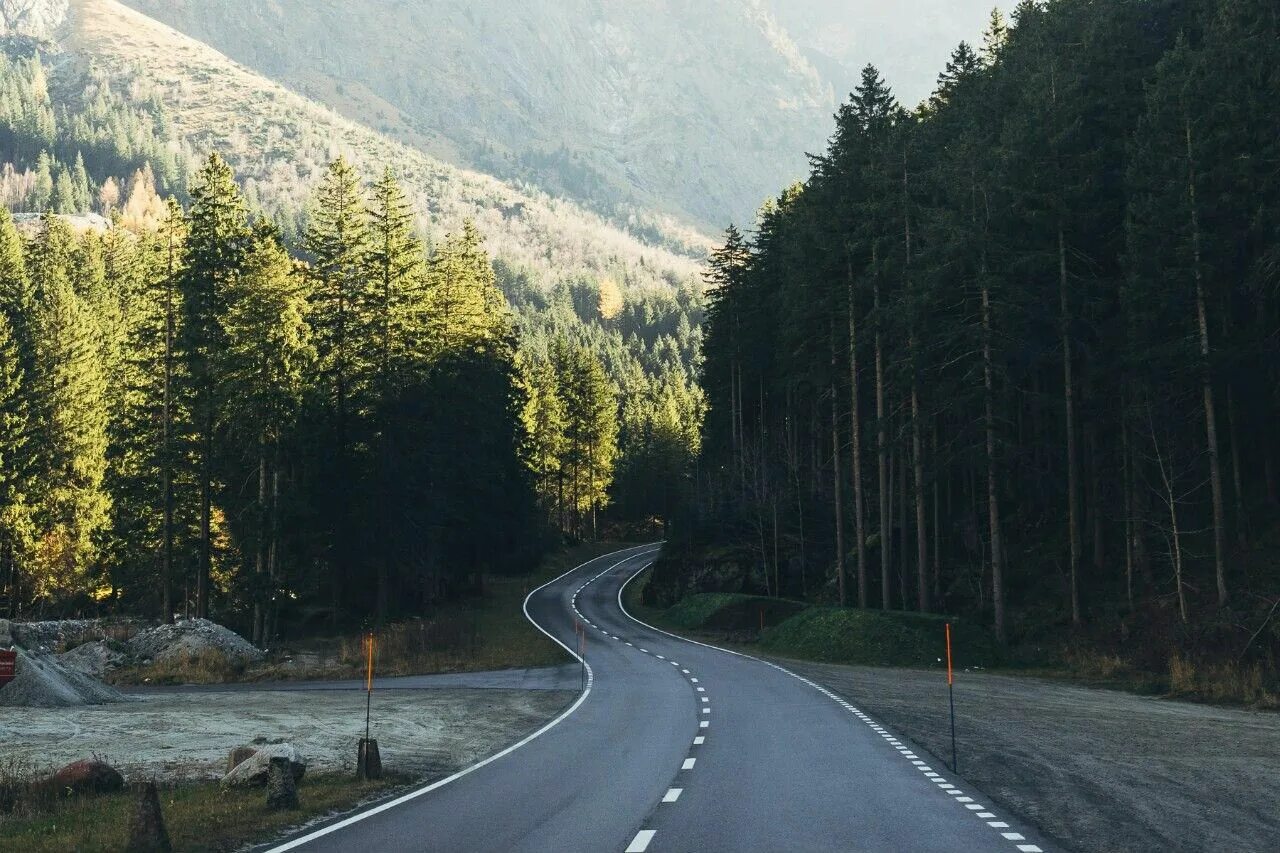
[107,648,246,686]
[107,542,630,685]
[0,771,405,853]
[1168,655,1280,709]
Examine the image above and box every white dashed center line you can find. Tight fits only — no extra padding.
[662,788,682,803]
[626,829,656,852]
[681,758,696,770]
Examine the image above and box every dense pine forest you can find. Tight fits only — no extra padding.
[669,0,1280,682]
[0,51,704,636]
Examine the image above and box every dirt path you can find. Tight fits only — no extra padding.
[779,659,1279,853]
[1,687,574,781]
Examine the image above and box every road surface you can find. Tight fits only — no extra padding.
[266,545,1054,852]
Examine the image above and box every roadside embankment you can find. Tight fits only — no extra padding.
[778,659,1280,852]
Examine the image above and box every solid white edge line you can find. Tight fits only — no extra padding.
[263,543,661,852]
[614,561,1045,853]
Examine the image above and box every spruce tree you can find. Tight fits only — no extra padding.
[182,153,250,618]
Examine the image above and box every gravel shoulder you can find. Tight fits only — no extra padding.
[778,658,1280,853]
[1,685,575,782]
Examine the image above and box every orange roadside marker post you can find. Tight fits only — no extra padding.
[946,622,957,773]
[357,632,382,780]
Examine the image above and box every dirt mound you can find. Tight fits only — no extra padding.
[128,619,263,666]
[0,646,125,707]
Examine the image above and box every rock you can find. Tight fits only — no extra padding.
[226,745,257,775]
[125,779,172,853]
[49,759,124,796]
[220,743,305,788]
[265,757,299,811]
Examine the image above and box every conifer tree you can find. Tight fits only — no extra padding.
[182,153,250,618]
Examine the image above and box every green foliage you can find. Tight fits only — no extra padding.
[663,592,808,632]
[760,607,997,669]
[689,0,1280,669]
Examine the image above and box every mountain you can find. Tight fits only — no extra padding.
[16,0,708,297]
[117,0,839,230]
[766,1,1015,107]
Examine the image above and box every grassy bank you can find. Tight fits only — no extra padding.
[634,567,1276,707]
[111,541,631,686]
[0,772,406,853]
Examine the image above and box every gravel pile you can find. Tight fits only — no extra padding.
[58,640,127,679]
[0,645,125,707]
[128,618,264,666]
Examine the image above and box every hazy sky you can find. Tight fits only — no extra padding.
[768,1,1016,107]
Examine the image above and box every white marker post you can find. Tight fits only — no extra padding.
[945,622,957,773]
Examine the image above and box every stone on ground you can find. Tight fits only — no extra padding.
[220,743,306,788]
[265,756,300,811]
[48,758,124,796]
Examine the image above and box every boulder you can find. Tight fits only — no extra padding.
[226,745,257,774]
[49,758,124,796]
[265,757,300,811]
[220,743,305,788]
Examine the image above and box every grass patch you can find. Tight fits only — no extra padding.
[111,541,632,685]
[1168,655,1280,709]
[0,771,406,853]
[759,607,998,669]
[663,593,808,633]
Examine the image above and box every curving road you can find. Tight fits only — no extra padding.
[267,545,1054,852]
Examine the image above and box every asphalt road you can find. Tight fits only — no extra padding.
[266,545,1054,852]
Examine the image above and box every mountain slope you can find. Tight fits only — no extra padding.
[118,0,838,230]
[766,1,1015,107]
[47,0,705,294]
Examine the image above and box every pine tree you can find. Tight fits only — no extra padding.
[0,311,34,613]
[26,216,111,601]
[220,224,311,642]
[304,157,373,619]
[182,153,250,618]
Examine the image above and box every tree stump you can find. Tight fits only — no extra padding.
[125,779,172,853]
[357,738,382,780]
[266,756,299,811]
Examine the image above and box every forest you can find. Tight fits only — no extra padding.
[681,0,1280,675]
[0,50,705,638]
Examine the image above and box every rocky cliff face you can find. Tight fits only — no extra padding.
[0,0,68,40]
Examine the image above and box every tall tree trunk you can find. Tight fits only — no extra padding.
[1227,385,1247,550]
[896,444,908,609]
[253,452,267,646]
[830,318,846,607]
[197,421,212,620]
[982,255,1006,644]
[1122,408,1135,610]
[1059,225,1082,626]
[161,232,176,624]
[1186,116,1227,607]
[911,389,928,612]
[874,246,891,610]
[904,151,929,613]
[847,261,867,608]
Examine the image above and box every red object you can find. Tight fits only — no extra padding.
[0,649,16,687]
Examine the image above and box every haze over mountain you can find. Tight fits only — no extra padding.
[117,1,1008,231]
[766,1,1014,108]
